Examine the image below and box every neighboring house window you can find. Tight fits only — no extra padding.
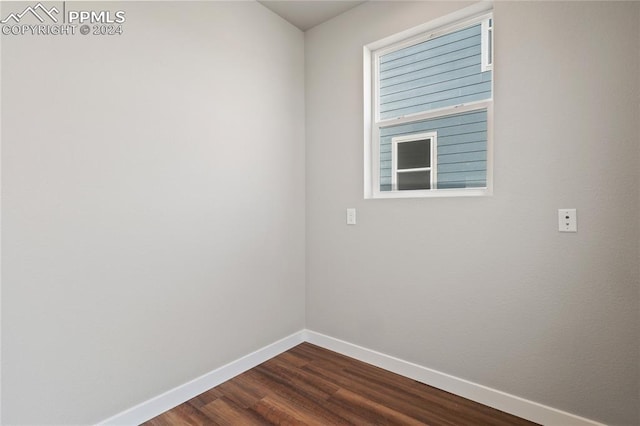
[392,132,436,191]
[364,5,493,198]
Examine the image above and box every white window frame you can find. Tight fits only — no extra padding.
[391,132,437,191]
[364,3,494,199]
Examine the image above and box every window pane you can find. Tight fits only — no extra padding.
[398,171,430,190]
[397,139,430,170]
[378,23,492,121]
[380,109,488,191]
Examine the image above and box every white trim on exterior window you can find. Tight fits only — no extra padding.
[481,17,493,72]
[391,132,437,191]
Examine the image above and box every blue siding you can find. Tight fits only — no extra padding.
[379,23,492,120]
[380,25,480,65]
[380,109,487,191]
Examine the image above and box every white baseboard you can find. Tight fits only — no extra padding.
[97,330,306,426]
[98,329,605,426]
[305,330,605,426]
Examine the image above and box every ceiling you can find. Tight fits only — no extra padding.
[258,1,366,31]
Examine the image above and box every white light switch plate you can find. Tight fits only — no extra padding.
[558,209,577,232]
[346,208,356,225]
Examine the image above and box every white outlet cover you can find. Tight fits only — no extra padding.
[558,208,577,232]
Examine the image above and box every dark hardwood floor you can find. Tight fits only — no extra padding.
[144,343,538,425]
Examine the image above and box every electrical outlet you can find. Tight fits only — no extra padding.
[558,209,577,232]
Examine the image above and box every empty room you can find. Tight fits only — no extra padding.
[1,0,638,425]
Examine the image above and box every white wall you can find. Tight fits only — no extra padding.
[305,2,640,425]
[1,2,305,424]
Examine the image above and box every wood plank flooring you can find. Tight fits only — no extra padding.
[144,343,539,425]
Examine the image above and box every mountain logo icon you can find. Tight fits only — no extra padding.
[1,3,60,24]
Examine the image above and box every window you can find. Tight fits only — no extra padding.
[364,5,493,198]
[391,132,436,191]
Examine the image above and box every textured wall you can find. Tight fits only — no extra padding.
[305,2,640,425]
[1,2,305,424]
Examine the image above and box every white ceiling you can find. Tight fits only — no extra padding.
[258,1,366,31]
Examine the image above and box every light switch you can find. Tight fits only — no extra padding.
[346,208,356,225]
[558,209,577,232]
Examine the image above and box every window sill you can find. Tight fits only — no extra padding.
[367,187,492,199]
